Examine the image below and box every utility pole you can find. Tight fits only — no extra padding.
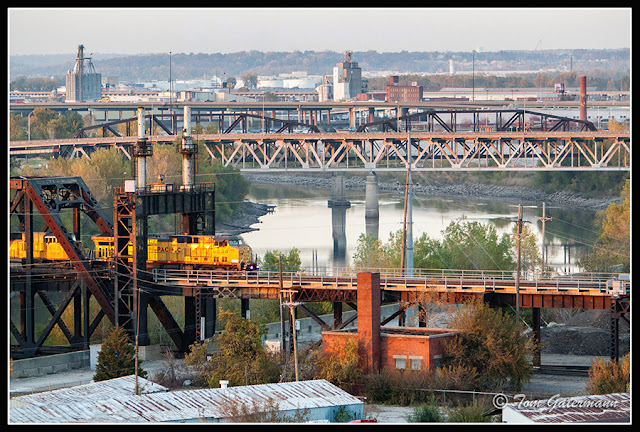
[512,204,530,323]
[278,255,285,353]
[281,288,299,381]
[400,131,414,276]
[537,202,552,273]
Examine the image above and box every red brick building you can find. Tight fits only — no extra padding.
[322,273,457,373]
[386,76,423,103]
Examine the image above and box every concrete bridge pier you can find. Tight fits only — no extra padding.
[364,172,379,239]
[328,172,351,262]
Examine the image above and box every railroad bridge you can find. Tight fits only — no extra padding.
[9,176,630,362]
[9,105,630,362]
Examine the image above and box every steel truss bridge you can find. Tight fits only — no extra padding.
[11,107,629,172]
[10,130,630,173]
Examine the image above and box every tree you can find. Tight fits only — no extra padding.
[259,248,302,273]
[318,337,363,391]
[578,179,630,272]
[94,327,147,382]
[241,72,259,89]
[439,217,515,270]
[442,299,535,391]
[352,233,393,269]
[512,223,542,278]
[185,310,279,388]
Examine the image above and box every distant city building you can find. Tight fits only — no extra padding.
[386,76,423,103]
[317,75,333,102]
[65,45,102,102]
[332,51,362,101]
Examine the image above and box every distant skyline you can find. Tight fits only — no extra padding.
[9,7,631,56]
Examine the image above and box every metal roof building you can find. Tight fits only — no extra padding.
[502,393,630,423]
[10,379,363,424]
[10,375,168,408]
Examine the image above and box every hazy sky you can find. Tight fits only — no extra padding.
[9,7,631,56]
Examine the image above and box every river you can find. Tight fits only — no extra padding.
[241,179,599,275]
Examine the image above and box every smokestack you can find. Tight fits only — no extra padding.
[136,107,148,190]
[180,105,197,191]
[580,76,587,122]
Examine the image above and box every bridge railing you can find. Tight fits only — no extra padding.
[151,267,625,292]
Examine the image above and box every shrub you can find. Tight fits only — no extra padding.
[407,395,444,423]
[446,402,492,423]
[586,353,630,394]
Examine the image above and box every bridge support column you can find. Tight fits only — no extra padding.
[369,107,375,123]
[349,107,356,129]
[532,307,541,366]
[333,302,343,328]
[241,298,250,320]
[328,172,351,263]
[365,172,379,239]
[204,298,216,339]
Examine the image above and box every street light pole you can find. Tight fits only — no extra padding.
[27,111,33,141]
[472,50,476,102]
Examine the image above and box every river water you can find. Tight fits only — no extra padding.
[242,180,598,275]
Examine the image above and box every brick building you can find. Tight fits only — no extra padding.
[386,76,423,103]
[322,273,457,373]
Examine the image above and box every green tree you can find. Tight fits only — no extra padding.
[442,299,535,391]
[185,310,279,387]
[93,327,147,382]
[352,233,393,269]
[513,224,542,277]
[439,218,514,270]
[259,248,302,273]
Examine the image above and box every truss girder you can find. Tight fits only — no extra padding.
[204,134,630,172]
[11,177,116,323]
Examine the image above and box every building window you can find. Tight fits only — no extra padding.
[393,355,407,370]
[409,356,423,371]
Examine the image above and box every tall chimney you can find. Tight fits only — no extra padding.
[357,272,381,374]
[181,105,196,191]
[580,76,587,122]
[136,107,148,190]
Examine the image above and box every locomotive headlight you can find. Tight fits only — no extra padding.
[231,259,239,263]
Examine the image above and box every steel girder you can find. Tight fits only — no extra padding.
[9,176,114,357]
[202,132,630,172]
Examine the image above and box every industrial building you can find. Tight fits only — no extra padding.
[322,273,457,373]
[65,45,102,102]
[386,75,424,103]
[332,51,362,101]
[10,378,363,423]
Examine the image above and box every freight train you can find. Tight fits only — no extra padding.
[10,232,259,271]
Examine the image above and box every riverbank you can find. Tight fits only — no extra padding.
[242,172,622,211]
[215,201,275,236]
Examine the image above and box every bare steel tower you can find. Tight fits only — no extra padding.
[65,44,102,102]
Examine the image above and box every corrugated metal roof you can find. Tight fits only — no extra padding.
[10,379,363,423]
[10,375,168,407]
[504,393,630,423]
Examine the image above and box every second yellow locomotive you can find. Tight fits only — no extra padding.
[10,232,258,271]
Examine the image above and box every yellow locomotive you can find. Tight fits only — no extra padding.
[9,232,77,262]
[10,232,258,271]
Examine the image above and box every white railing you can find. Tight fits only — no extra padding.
[151,267,627,294]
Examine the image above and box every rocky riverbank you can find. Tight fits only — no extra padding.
[242,173,621,211]
[215,201,275,236]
